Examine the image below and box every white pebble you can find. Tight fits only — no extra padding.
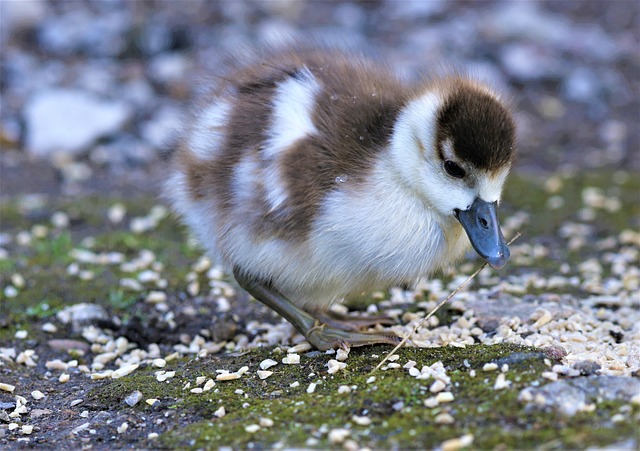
[259,417,274,428]
[21,425,34,435]
[146,291,167,304]
[260,359,278,370]
[366,376,376,384]
[336,348,350,361]
[328,428,350,444]
[111,364,139,379]
[352,415,371,426]
[146,398,159,406]
[214,406,226,418]
[4,286,18,298]
[434,413,455,424]
[41,323,57,333]
[11,273,25,289]
[0,382,16,393]
[424,397,439,408]
[152,358,167,368]
[59,373,70,383]
[306,382,317,394]
[148,432,159,440]
[288,343,312,353]
[327,359,347,374]
[482,363,498,372]
[216,372,240,381]
[108,203,126,224]
[282,354,300,365]
[31,390,45,400]
[156,371,176,382]
[430,379,446,393]
[257,371,273,380]
[117,422,128,434]
[290,381,300,388]
[338,385,351,394]
[15,330,28,339]
[493,373,512,390]
[441,433,474,451]
[245,424,260,433]
[542,371,558,381]
[436,392,455,403]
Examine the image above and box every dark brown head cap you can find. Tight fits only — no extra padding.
[436,80,516,171]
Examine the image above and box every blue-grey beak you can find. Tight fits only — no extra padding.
[455,198,510,269]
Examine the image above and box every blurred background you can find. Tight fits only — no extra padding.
[1,0,638,198]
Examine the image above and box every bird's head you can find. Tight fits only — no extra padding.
[390,77,516,268]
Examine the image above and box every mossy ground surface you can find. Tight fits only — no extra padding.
[1,170,639,449]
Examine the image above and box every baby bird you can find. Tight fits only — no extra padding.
[166,46,516,350]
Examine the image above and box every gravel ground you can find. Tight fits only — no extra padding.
[1,1,639,449]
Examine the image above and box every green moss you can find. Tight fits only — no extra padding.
[136,343,638,450]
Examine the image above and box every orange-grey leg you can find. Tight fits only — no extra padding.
[312,309,396,332]
[233,267,400,351]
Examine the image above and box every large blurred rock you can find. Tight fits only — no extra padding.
[24,89,132,158]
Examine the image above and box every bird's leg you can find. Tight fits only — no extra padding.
[233,267,400,351]
[311,309,396,332]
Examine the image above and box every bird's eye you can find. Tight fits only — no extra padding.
[444,160,466,178]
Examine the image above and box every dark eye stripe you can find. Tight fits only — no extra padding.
[444,160,466,178]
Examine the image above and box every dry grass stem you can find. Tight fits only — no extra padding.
[372,232,522,373]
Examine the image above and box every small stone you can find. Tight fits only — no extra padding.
[156,371,176,382]
[124,391,143,407]
[430,379,446,393]
[146,399,159,406]
[41,323,57,333]
[257,370,273,380]
[31,390,45,400]
[0,383,16,393]
[306,382,317,394]
[424,397,439,408]
[572,360,601,376]
[482,363,498,372]
[15,330,28,339]
[259,417,274,428]
[25,89,132,157]
[117,422,128,434]
[152,358,167,368]
[245,424,260,433]
[441,434,474,451]
[282,354,300,364]
[260,359,278,370]
[436,392,455,403]
[434,413,455,424]
[59,373,70,383]
[112,364,139,379]
[214,406,226,418]
[352,415,371,426]
[494,373,512,390]
[216,372,240,381]
[21,425,33,435]
[327,359,347,374]
[337,385,351,394]
[288,343,312,353]
[148,432,159,440]
[328,428,350,444]
[336,348,350,361]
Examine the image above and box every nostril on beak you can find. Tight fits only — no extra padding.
[479,217,489,229]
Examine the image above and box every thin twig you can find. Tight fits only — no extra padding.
[372,232,522,373]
